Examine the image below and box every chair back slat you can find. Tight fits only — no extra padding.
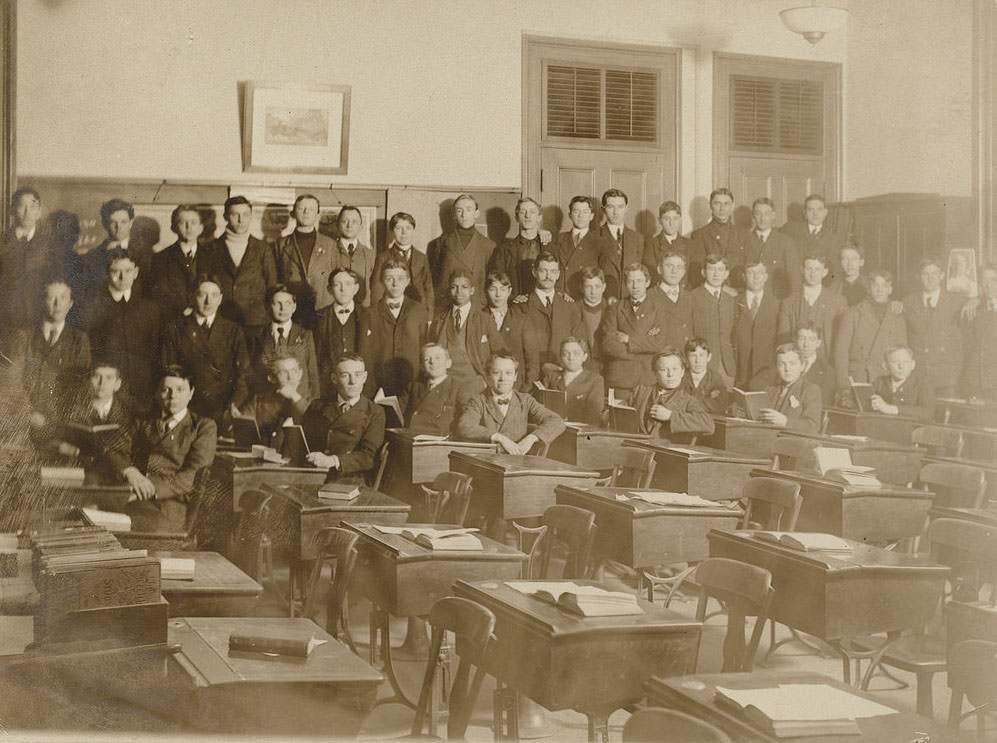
[740,477,803,531]
[623,708,732,743]
[540,504,597,580]
[422,471,474,525]
[913,426,965,458]
[695,557,774,672]
[919,462,987,509]
[612,448,657,488]
[928,518,997,599]
[370,441,390,491]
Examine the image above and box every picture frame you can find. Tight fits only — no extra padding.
[242,82,351,175]
[945,247,978,298]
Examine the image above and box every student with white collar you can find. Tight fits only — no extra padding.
[314,267,367,398]
[247,283,320,400]
[404,343,460,436]
[760,343,822,433]
[552,195,612,301]
[870,345,934,421]
[429,269,490,399]
[371,212,434,308]
[539,336,604,425]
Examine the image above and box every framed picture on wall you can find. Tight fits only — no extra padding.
[946,247,978,298]
[242,82,351,175]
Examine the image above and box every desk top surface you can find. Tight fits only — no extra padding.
[554,485,744,517]
[345,523,526,562]
[263,483,411,514]
[455,579,701,638]
[713,416,783,431]
[929,505,997,525]
[825,407,920,423]
[448,451,600,477]
[152,551,262,596]
[646,669,964,743]
[562,425,650,440]
[781,431,922,452]
[385,428,498,449]
[708,529,950,576]
[217,452,325,474]
[625,439,770,464]
[751,468,934,499]
[169,616,383,685]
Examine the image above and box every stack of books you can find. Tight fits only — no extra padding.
[316,483,362,502]
[813,446,882,489]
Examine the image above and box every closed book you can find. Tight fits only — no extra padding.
[532,383,567,418]
[64,421,121,434]
[848,378,874,412]
[229,633,327,658]
[732,388,768,421]
[608,401,641,433]
[37,557,161,620]
[316,483,361,501]
[158,557,195,580]
[232,415,263,447]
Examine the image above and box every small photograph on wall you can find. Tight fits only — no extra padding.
[946,248,978,298]
[242,82,351,175]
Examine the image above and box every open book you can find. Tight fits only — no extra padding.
[64,421,121,435]
[607,389,641,433]
[715,683,896,738]
[374,388,404,428]
[622,491,718,508]
[506,581,642,617]
[813,447,881,488]
[316,483,361,501]
[376,525,483,550]
[159,557,195,580]
[848,377,874,412]
[228,633,327,658]
[753,531,853,552]
[732,388,768,421]
[231,414,263,446]
[280,423,310,466]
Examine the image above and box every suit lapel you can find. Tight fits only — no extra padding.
[498,393,521,435]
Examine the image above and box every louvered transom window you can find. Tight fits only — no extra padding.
[546,64,658,144]
[731,75,822,154]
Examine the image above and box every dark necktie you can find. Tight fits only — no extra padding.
[453,308,462,330]
[276,326,286,347]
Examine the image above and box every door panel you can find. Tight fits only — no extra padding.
[729,156,825,225]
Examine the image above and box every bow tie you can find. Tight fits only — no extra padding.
[631,301,642,310]
[495,397,511,406]
[14,228,29,240]
[386,301,402,310]
[336,307,351,316]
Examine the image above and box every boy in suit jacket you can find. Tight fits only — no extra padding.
[239,355,313,446]
[643,201,696,286]
[517,253,583,389]
[247,284,320,399]
[79,198,152,300]
[735,198,800,299]
[598,262,668,396]
[0,187,61,329]
[631,349,714,442]
[833,270,908,396]
[371,212,434,308]
[315,268,367,398]
[487,197,550,298]
[429,194,494,310]
[160,275,250,427]
[540,336,605,425]
[690,253,737,384]
[779,194,848,280]
[455,353,565,455]
[733,260,779,390]
[24,279,91,424]
[682,338,729,416]
[482,271,526,379]
[80,251,160,414]
[827,245,868,307]
[690,189,745,281]
[150,204,206,325]
[760,344,822,433]
[777,254,847,350]
[652,251,693,350]
[963,265,997,399]
[273,194,339,327]
[329,206,376,308]
[359,259,429,403]
[405,343,460,436]
[201,195,278,329]
[120,365,217,533]
[553,196,612,301]
[797,325,837,404]
[598,189,645,300]
[901,257,967,396]
[429,269,489,399]
[300,353,385,483]
[870,345,935,421]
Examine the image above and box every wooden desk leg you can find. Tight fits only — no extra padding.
[370,604,417,709]
[587,713,610,743]
[493,682,519,742]
[427,640,453,738]
[834,632,901,688]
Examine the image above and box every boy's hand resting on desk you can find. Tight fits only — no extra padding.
[759,408,788,427]
[123,467,156,502]
[869,394,899,415]
[307,452,340,470]
[491,432,537,456]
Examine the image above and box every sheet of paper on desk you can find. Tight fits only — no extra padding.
[665,446,700,456]
[411,434,448,442]
[373,525,478,538]
[715,684,897,721]
[622,491,717,508]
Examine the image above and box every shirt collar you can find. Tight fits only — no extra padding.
[563,368,583,385]
[92,399,113,418]
[492,391,513,405]
[337,393,361,408]
[690,369,706,386]
[339,238,359,252]
[335,301,355,314]
[15,226,35,241]
[756,228,771,240]
[571,227,588,241]
[705,284,722,298]
[42,319,65,335]
[659,282,680,297]
[196,312,216,328]
[453,303,471,322]
[923,288,941,303]
[428,375,448,389]
[746,289,763,303]
[803,284,822,302]
[108,238,129,251]
[109,288,132,302]
[535,288,555,303]
[164,408,188,428]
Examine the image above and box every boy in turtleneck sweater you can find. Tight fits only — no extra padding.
[202,195,277,330]
[273,194,339,328]
[578,266,607,371]
[429,194,495,311]
[630,348,714,442]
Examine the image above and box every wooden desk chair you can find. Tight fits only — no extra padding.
[370,441,390,491]
[740,477,802,531]
[411,596,496,740]
[918,461,987,509]
[854,518,997,717]
[302,526,360,653]
[228,489,282,604]
[115,466,212,551]
[913,425,965,458]
[513,504,597,580]
[947,639,997,737]
[694,557,774,672]
[420,472,474,526]
[771,436,817,472]
[623,708,731,743]
[596,447,656,489]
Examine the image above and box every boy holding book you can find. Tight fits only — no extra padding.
[869,345,934,421]
[237,355,313,446]
[631,348,714,441]
[760,344,822,432]
[539,336,605,425]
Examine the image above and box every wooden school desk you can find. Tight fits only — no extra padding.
[936,396,997,428]
[453,578,702,743]
[345,522,526,707]
[153,550,262,617]
[382,428,497,494]
[554,485,742,567]
[699,416,782,458]
[823,407,921,445]
[748,468,934,543]
[622,440,769,501]
[928,505,997,526]
[448,451,600,526]
[778,430,925,487]
[212,451,328,512]
[924,453,997,504]
[645,669,967,743]
[707,529,950,685]
[546,425,650,469]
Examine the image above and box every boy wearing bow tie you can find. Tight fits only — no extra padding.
[247,284,320,399]
[455,353,565,456]
[315,268,367,397]
[760,343,822,432]
[119,365,217,532]
[300,354,384,483]
[631,348,714,441]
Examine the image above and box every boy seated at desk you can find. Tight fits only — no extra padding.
[869,345,935,421]
[404,342,459,436]
[631,348,715,442]
[300,353,385,484]
[797,324,836,404]
[236,354,313,445]
[682,337,729,415]
[455,352,565,455]
[759,343,822,433]
[120,365,217,533]
[539,336,605,425]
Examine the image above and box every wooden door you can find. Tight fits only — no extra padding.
[727,156,827,226]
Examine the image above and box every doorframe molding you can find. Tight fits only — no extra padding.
[1,1,14,233]
[522,33,682,203]
[712,52,842,203]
